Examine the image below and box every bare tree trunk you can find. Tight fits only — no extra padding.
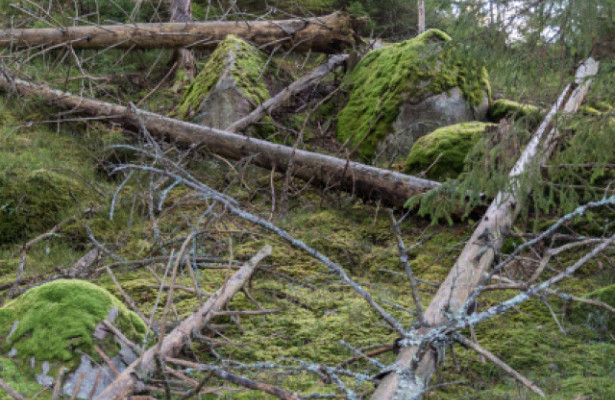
[95,246,272,400]
[417,0,426,34]
[0,12,361,53]
[0,72,440,207]
[170,0,196,81]
[370,57,600,400]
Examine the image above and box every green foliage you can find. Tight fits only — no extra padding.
[0,357,49,400]
[336,29,491,160]
[0,280,146,364]
[176,35,271,120]
[404,122,495,181]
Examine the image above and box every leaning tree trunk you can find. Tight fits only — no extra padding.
[0,71,440,207]
[0,12,361,53]
[169,0,196,81]
[371,57,600,400]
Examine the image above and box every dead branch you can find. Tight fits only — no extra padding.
[0,72,440,208]
[0,378,27,400]
[454,334,545,397]
[226,54,349,132]
[0,12,360,53]
[95,245,272,400]
[371,57,600,400]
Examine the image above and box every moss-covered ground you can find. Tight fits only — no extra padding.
[0,7,614,400]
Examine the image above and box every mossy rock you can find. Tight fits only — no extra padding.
[0,280,146,367]
[176,35,271,130]
[336,29,491,160]
[568,283,615,333]
[489,99,543,126]
[404,122,494,181]
[0,170,85,243]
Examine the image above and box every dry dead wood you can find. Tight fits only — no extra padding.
[0,12,360,53]
[226,53,349,132]
[0,378,26,400]
[0,73,440,207]
[371,58,600,400]
[95,245,272,400]
[169,0,196,81]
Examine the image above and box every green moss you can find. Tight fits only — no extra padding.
[176,35,271,120]
[0,357,49,400]
[0,280,146,364]
[569,283,615,333]
[336,29,491,160]
[404,122,495,181]
[489,98,543,125]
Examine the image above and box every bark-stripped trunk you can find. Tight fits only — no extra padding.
[0,12,360,53]
[417,0,426,34]
[0,72,439,207]
[371,57,600,400]
[95,246,272,400]
[170,0,196,81]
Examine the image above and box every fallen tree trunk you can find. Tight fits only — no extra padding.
[0,72,440,207]
[226,53,349,133]
[371,57,600,400]
[0,12,360,53]
[95,245,272,400]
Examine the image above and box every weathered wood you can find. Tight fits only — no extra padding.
[0,12,360,53]
[226,53,349,133]
[371,58,600,400]
[169,0,196,81]
[94,245,272,400]
[0,73,440,207]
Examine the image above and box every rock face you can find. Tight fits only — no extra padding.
[176,35,270,130]
[336,29,491,161]
[0,280,146,399]
[404,122,495,181]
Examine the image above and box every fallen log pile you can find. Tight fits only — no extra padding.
[0,69,441,207]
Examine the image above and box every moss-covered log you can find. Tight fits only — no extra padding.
[0,12,361,53]
[0,72,440,208]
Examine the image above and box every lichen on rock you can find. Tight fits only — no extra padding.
[175,35,271,129]
[336,29,491,160]
[404,122,495,181]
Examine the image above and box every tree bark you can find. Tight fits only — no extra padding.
[95,245,272,400]
[417,0,426,34]
[0,12,360,53]
[370,57,600,400]
[169,0,196,81]
[0,72,440,207]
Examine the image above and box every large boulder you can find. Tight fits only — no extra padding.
[404,122,495,181]
[176,35,271,130]
[0,280,146,399]
[337,29,491,161]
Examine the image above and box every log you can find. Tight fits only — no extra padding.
[371,57,600,400]
[0,72,440,207]
[0,12,360,53]
[226,53,349,133]
[94,245,272,400]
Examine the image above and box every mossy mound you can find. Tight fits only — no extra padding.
[489,98,543,125]
[176,35,271,121]
[0,280,146,365]
[336,29,491,160]
[404,122,494,181]
[568,283,615,333]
